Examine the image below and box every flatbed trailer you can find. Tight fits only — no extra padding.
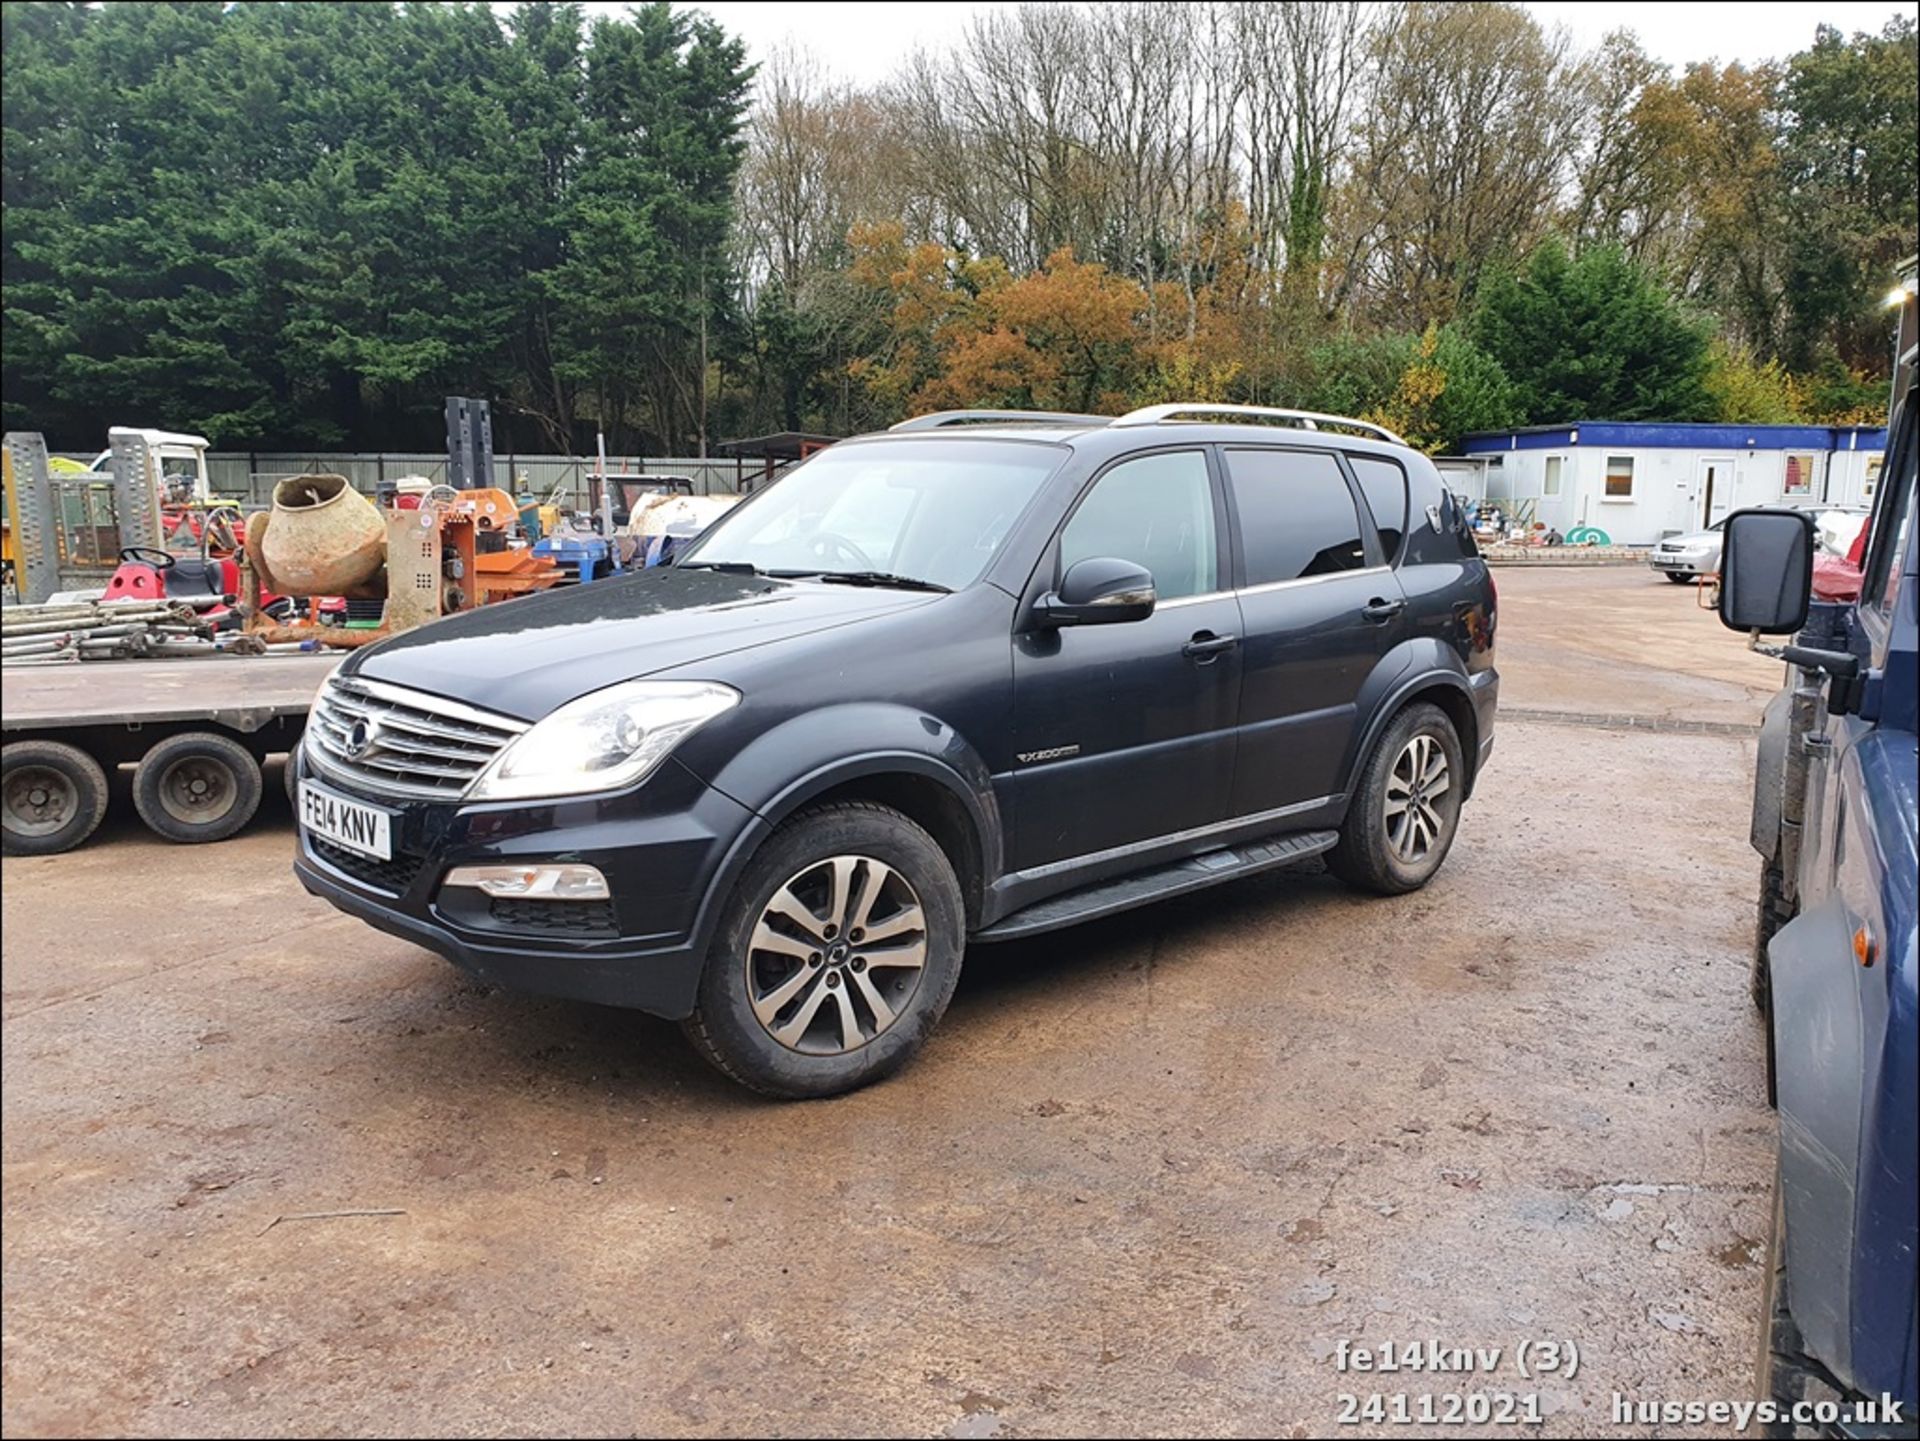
[1,654,339,855]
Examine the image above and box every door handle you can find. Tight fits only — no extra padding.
[1183,631,1239,661]
[1362,597,1406,623]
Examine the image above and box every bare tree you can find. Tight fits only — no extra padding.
[1334,1,1584,327]
[1233,1,1377,294]
[1564,30,1694,267]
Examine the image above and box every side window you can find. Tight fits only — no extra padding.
[1225,449,1366,584]
[1864,401,1916,616]
[1059,450,1217,600]
[1347,454,1408,565]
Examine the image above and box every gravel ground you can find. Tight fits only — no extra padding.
[1,567,1778,1437]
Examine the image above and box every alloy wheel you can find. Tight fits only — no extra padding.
[1385,733,1452,865]
[744,854,928,1055]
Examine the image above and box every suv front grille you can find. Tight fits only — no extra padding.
[306,674,527,801]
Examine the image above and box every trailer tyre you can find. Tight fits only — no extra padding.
[2,740,111,856]
[133,732,262,844]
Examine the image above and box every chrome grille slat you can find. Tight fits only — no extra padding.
[340,695,512,742]
[351,729,493,765]
[305,674,523,800]
[361,713,504,750]
[339,751,478,782]
[313,695,496,755]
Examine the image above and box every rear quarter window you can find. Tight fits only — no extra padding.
[1346,454,1409,564]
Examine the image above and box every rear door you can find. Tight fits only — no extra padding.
[1224,446,1404,816]
[1006,448,1240,872]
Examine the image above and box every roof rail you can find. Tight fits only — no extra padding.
[889,409,1112,432]
[1109,403,1407,447]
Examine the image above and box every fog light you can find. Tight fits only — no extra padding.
[443,863,610,900]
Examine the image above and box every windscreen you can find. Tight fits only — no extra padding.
[684,438,1065,590]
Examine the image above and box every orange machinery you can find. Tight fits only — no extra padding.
[238,487,562,648]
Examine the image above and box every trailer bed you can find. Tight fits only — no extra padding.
[2,654,339,733]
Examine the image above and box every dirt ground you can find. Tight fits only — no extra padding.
[2,565,1779,1438]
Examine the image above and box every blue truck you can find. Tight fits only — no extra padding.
[1719,264,1916,1437]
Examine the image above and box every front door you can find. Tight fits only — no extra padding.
[1006,449,1239,873]
[1698,456,1737,528]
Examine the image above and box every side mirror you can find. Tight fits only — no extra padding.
[1036,556,1155,627]
[1718,509,1814,636]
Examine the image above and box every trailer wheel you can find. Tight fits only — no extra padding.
[132,732,263,844]
[2,740,111,857]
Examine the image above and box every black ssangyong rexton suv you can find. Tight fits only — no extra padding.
[294,404,1498,1097]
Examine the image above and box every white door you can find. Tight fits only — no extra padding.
[1697,457,1737,528]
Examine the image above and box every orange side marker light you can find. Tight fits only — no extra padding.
[1853,926,1877,967]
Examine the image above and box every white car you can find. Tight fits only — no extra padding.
[1651,508,1870,583]
[1649,521,1725,581]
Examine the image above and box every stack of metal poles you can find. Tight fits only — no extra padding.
[1,596,223,666]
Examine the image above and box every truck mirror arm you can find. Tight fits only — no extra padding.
[1746,630,1864,715]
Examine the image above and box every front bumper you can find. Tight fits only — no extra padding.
[1650,551,1714,575]
[292,753,763,1018]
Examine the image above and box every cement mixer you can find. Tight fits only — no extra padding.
[239,478,563,649]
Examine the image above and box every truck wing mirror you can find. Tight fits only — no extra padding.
[1717,509,1814,636]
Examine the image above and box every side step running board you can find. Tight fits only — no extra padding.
[973,830,1339,943]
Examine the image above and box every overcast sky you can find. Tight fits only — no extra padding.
[673,1,1909,84]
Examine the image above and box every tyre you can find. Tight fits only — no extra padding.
[1664,571,1694,584]
[682,801,965,1099]
[1,740,110,856]
[132,731,263,844]
[1755,1165,1817,1438]
[1327,702,1466,895]
[1753,859,1794,1014]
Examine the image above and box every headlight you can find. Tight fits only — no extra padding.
[467,680,739,801]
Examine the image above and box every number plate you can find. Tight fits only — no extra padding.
[300,780,394,861]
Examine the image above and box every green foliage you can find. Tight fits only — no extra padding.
[1302,324,1519,450]
[1792,352,1889,425]
[1702,339,1889,426]
[1703,342,1800,424]
[1,2,1908,450]
[1468,240,1713,424]
[0,0,751,450]
[1777,17,1919,371]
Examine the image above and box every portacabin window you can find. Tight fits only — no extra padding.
[1603,455,1635,499]
[1543,455,1564,497]
[1783,453,1814,497]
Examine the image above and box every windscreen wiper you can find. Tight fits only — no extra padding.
[807,570,952,593]
[676,559,763,575]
